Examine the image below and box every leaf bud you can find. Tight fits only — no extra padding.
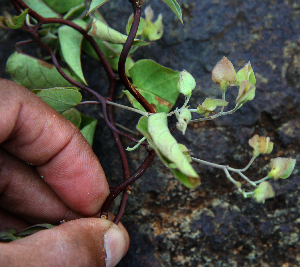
[235,80,256,104]
[248,135,273,157]
[253,181,275,203]
[212,56,237,91]
[267,157,296,180]
[177,70,196,96]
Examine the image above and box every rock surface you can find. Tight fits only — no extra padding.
[1,0,300,266]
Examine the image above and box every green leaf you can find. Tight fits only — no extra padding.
[23,0,60,18]
[81,38,134,77]
[62,108,82,127]
[88,18,149,46]
[15,224,55,237]
[33,87,82,113]
[6,52,81,90]
[79,114,97,146]
[137,115,200,188]
[0,228,21,242]
[4,9,29,29]
[58,19,87,85]
[161,0,183,24]
[42,0,84,14]
[87,0,110,15]
[126,59,180,113]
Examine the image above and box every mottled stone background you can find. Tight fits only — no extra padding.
[1,0,300,266]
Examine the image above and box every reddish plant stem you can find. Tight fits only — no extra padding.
[101,150,156,218]
[118,0,155,113]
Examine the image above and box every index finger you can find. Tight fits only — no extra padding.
[0,79,109,215]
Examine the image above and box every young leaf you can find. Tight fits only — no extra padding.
[23,0,60,18]
[136,115,200,188]
[6,52,80,90]
[32,87,82,113]
[4,9,29,29]
[161,0,183,24]
[79,114,97,146]
[87,0,110,15]
[88,18,149,46]
[42,0,84,14]
[58,19,87,85]
[125,59,180,113]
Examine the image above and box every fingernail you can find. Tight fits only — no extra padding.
[104,225,127,267]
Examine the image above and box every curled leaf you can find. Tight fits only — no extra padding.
[235,80,256,104]
[236,61,256,86]
[248,135,273,157]
[268,157,296,180]
[148,112,198,178]
[175,108,192,135]
[253,181,275,203]
[4,9,29,29]
[136,115,200,188]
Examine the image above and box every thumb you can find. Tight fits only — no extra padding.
[0,218,129,267]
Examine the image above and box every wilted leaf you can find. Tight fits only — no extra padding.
[42,0,84,14]
[161,0,183,24]
[79,114,97,146]
[88,18,149,46]
[33,87,82,113]
[6,52,80,90]
[62,108,82,127]
[87,0,110,15]
[136,115,200,188]
[126,59,180,113]
[58,19,87,84]
[23,0,60,18]
[4,9,29,29]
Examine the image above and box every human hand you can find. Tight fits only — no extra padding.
[0,79,129,266]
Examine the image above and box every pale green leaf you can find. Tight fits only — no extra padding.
[126,59,180,113]
[87,0,110,15]
[42,0,84,14]
[6,52,81,90]
[79,114,97,146]
[136,115,200,188]
[4,9,29,29]
[33,87,82,113]
[161,0,183,24]
[23,0,60,18]
[88,18,149,46]
[58,19,87,85]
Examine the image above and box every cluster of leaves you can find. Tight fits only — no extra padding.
[1,0,183,144]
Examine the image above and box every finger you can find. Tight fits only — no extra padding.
[0,79,109,215]
[0,148,82,225]
[0,218,129,267]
